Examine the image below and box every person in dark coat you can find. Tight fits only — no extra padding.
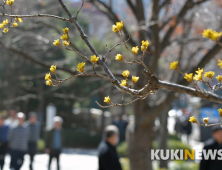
[97,125,122,170]
[199,125,222,170]
[45,116,65,170]
[0,115,9,170]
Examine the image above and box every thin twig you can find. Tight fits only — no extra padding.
[196,122,222,127]
[95,95,149,108]
[74,0,84,20]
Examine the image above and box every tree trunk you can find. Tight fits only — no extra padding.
[158,107,170,169]
[127,100,155,170]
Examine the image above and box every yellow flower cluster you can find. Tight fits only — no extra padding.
[115,54,123,61]
[202,29,222,41]
[141,40,149,52]
[119,70,139,86]
[53,27,69,47]
[169,61,178,70]
[120,80,127,86]
[122,70,130,78]
[45,65,57,86]
[112,21,123,33]
[15,17,23,23]
[13,21,18,27]
[218,108,222,116]
[193,68,204,81]
[6,0,14,6]
[203,117,209,124]
[189,116,197,123]
[50,65,57,73]
[216,75,222,82]
[104,96,111,104]
[132,46,139,54]
[184,73,193,82]
[132,76,139,83]
[0,19,10,33]
[204,71,215,79]
[218,59,222,69]
[45,73,52,86]
[91,55,99,63]
[76,62,85,73]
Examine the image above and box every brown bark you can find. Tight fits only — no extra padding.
[158,107,170,169]
[127,99,155,170]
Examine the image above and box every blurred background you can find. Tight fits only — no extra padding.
[1,0,222,170]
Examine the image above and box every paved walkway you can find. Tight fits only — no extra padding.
[3,149,98,170]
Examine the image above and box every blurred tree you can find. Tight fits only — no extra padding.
[1,0,222,170]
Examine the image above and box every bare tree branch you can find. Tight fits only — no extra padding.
[0,13,70,22]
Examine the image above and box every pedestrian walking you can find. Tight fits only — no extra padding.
[25,112,40,170]
[0,115,9,170]
[98,125,122,170]
[9,112,29,170]
[45,116,64,170]
[199,125,222,170]
[4,110,18,129]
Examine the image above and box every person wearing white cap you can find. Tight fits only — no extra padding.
[45,116,64,170]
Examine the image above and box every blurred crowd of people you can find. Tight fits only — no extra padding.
[0,110,64,170]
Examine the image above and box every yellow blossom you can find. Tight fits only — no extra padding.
[6,0,14,6]
[169,61,178,70]
[112,25,119,33]
[61,34,67,40]
[202,29,221,41]
[46,80,53,86]
[76,62,85,73]
[50,65,57,73]
[115,54,123,61]
[218,108,222,116]
[91,55,99,63]
[3,19,8,25]
[132,46,139,54]
[132,76,139,83]
[184,73,193,82]
[189,116,197,123]
[203,117,209,124]
[3,28,9,33]
[204,71,215,79]
[193,74,202,81]
[142,40,149,48]
[116,21,123,31]
[122,70,130,78]
[62,27,69,34]
[45,73,52,80]
[15,18,23,23]
[13,21,18,27]
[218,59,222,69]
[120,80,127,86]
[141,45,147,52]
[104,96,111,104]
[0,24,4,29]
[196,68,204,75]
[53,39,60,46]
[62,40,69,46]
[216,75,222,82]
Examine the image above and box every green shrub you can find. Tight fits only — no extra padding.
[117,142,128,157]
[37,139,45,152]
[117,136,192,158]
